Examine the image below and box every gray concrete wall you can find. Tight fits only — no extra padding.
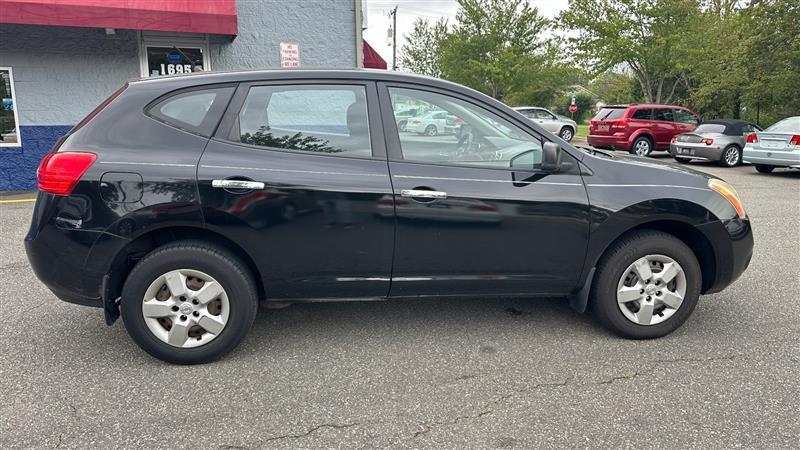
[210,0,357,70]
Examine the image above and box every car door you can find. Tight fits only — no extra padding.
[377,83,591,297]
[672,108,699,137]
[197,80,395,300]
[532,109,561,133]
[652,108,677,147]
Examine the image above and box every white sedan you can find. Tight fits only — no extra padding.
[405,111,459,136]
[742,116,800,173]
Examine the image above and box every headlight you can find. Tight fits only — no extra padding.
[708,178,746,219]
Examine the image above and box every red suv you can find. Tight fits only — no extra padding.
[588,105,700,156]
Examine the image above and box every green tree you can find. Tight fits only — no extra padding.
[399,18,449,78]
[559,0,699,104]
[589,71,637,105]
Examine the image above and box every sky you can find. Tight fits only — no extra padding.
[363,0,571,68]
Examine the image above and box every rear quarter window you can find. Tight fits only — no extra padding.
[147,86,235,137]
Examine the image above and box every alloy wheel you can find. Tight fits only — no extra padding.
[141,269,230,348]
[560,128,574,141]
[724,147,740,166]
[635,139,651,156]
[616,254,686,326]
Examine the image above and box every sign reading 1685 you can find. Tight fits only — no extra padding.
[159,64,198,75]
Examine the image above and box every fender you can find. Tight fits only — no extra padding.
[627,130,655,150]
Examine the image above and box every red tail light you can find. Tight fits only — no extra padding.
[610,120,628,130]
[790,135,800,147]
[746,133,758,143]
[411,120,421,125]
[671,136,678,144]
[703,138,714,145]
[37,152,97,195]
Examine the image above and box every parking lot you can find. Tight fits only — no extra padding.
[0,157,798,448]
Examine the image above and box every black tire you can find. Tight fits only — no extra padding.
[559,126,575,142]
[424,124,438,136]
[755,164,774,173]
[674,157,692,164]
[591,230,701,339]
[121,241,258,364]
[719,145,742,167]
[629,136,653,156]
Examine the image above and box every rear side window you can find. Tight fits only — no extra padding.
[653,108,674,122]
[593,108,625,121]
[235,84,372,158]
[631,109,653,120]
[148,86,234,137]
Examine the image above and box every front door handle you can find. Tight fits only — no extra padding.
[212,179,265,190]
[400,189,447,200]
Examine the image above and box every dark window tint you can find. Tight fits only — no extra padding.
[593,108,626,120]
[653,108,674,122]
[673,109,698,125]
[148,86,234,136]
[236,85,371,158]
[631,109,653,120]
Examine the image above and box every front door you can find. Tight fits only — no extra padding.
[379,84,591,297]
[198,81,394,300]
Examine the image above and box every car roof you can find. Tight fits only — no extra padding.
[603,104,690,109]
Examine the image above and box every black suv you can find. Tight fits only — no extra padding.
[26,70,753,364]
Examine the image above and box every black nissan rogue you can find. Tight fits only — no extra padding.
[26,70,753,364]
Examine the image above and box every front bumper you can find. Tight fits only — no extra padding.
[669,142,724,161]
[743,145,800,167]
[696,217,754,294]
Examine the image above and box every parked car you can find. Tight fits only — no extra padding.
[742,116,800,173]
[404,110,459,136]
[393,107,423,132]
[26,70,753,364]
[588,104,700,156]
[669,119,761,167]
[514,106,577,141]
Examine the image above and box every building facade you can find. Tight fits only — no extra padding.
[0,0,363,191]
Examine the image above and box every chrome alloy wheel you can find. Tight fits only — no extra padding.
[560,128,574,141]
[634,139,651,156]
[616,255,686,326]
[141,269,230,348]
[724,146,740,166]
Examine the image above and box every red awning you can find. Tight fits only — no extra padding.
[0,0,238,36]
[363,40,387,70]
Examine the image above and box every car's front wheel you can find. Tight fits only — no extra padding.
[755,164,775,173]
[121,241,258,364]
[591,230,701,339]
[559,126,574,142]
[719,145,742,167]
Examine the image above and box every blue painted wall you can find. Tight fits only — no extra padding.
[0,126,72,191]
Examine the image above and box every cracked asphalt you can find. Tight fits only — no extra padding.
[1,159,798,449]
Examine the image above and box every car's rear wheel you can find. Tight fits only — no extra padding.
[719,145,742,167]
[755,164,775,173]
[121,241,258,364]
[674,157,692,164]
[424,124,438,136]
[559,126,574,142]
[591,230,701,339]
[630,137,653,157]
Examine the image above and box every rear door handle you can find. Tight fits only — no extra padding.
[400,189,447,199]
[212,179,265,190]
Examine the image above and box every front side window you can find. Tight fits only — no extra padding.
[389,87,543,169]
[673,109,698,125]
[0,68,20,146]
[236,85,371,157]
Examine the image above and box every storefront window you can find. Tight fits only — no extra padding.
[0,67,21,146]
[146,46,205,77]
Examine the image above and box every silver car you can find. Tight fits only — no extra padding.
[514,106,577,141]
[743,116,800,173]
[669,119,761,167]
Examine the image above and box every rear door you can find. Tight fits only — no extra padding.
[197,80,395,300]
[652,108,677,147]
[379,83,590,297]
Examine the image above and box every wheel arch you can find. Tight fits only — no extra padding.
[106,226,266,308]
[629,131,655,148]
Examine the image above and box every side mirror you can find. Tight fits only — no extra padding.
[541,141,562,172]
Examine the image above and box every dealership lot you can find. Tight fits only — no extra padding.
[0,158,797,448]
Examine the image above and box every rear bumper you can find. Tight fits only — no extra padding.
[696,217,754,294]
[587,134,628,150]
[742,145,800,167]
[669,143,724,161]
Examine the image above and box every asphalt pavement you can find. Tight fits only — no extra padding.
[1,157,798,449]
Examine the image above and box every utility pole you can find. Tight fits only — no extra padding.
[388,5,398,70]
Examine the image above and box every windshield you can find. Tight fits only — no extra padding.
[694,124,726,134]
[593,108,626,121]
[766,117,800,132]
